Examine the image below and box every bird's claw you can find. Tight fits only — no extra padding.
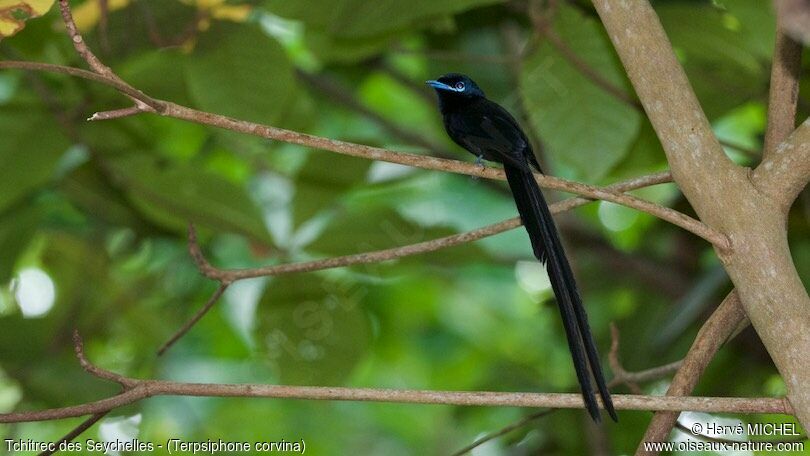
[470,155,487,180]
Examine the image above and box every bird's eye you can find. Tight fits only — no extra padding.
[454,81,465,90]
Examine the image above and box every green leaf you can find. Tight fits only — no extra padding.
[305,206,423,256]
[717,0,775,61]
[264,0,500,61]
[60,163,143,228]
[265,0,499,37]
[120,49,193,106]
[85,1,198,60]
[255,274,372,384]
[520,4,641,181]
[657,3,767,119]
[185,21,298,126]
[292,153,371,225]
[0,108,69,212]
[106,155,272,244]
[0,204,41,282]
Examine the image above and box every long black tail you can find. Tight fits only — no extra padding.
[503,163,617,422]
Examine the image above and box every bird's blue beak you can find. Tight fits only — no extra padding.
[426,80,457,92]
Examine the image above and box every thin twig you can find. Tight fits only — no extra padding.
[154,172,672,354]
[58,0,118,80]
[608,323,683,393]
[38,412,108,456]
[0,59,727,248]
[87,105,147,121]
[156,281,229,356]
[72,330,136,389]
[453,342,685,456]
[6,333,788,454]
[450,409,555,456]
[0,338,793,424]
[98,0,110,54]
[187,172,672,284]
[0,61,154,107]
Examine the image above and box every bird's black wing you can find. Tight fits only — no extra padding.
[446,98,540,171]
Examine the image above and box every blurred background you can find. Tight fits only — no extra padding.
[0,0,808,454]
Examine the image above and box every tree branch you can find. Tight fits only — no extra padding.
[0,333,792,425]
[38,412,108,456]
[452,325,689,456]
[762,20,802,161]
[0,57,727,247]
[754,118,810,212]
[590,1,741,207]
[591,0,810,431]
[153,171,672,354]
[155,281,230,356]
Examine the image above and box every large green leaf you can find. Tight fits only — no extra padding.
[86,0,198,61]
[0,204,41,282]
[256,274,372,384]
[292,153,371,225]
[264,0,500,61]
[657,3,768,119]
[185,21,298,127]
[305,206,424,256]
[60,163,143,228]
[106,155,271,244]
[265,0,499,37]
[717,0,775,61]
[0,108,69,212]
[520,4,641,181]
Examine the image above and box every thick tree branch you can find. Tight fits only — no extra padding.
[0,333,792,425]
[754,118,810,212]
[591,0,810,430]
[636,291,747,455]
[590,1,741,204]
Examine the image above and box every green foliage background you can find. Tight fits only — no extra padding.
[0,0,808,454]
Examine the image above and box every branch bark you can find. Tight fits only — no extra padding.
[591,0,810,431]
[0,333,792,425]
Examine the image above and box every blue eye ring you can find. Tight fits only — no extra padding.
[454,81,465,91]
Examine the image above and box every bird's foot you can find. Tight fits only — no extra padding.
[470,155,487,180]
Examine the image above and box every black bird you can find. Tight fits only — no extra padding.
[427,73,617,422]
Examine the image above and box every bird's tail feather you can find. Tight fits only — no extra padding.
[503,164,617,422]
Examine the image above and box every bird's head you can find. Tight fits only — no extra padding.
[426,73,485,101]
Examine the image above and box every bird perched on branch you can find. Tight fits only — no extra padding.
[427,73,616,422]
